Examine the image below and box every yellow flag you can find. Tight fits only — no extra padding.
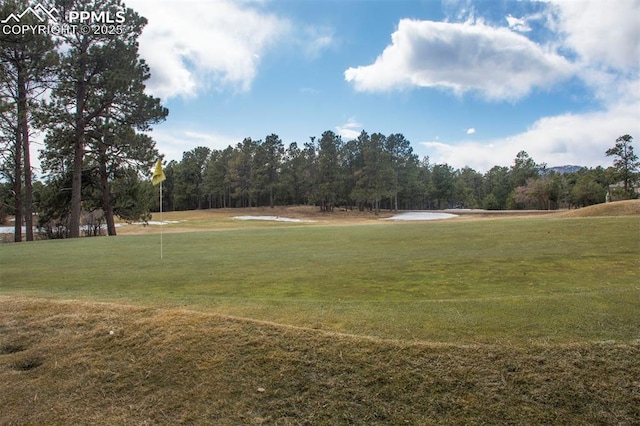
[152,159,166,185]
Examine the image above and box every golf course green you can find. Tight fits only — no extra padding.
[1,202,638,424]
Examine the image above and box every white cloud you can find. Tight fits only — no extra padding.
[545,0,640,110]
[466,128,476,135]
[149,128,240,162]
[442,0,477,23]
[298,25,336,59]
[421,98,640,172]
[127,0,336,100]
[344,18,574,100]
[335,118,363,140]
[505,14,531,32]
[128,0,290,100]
[550,0,640,72]
[414,1,640,173]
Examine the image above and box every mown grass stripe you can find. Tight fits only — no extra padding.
[1,216,638,343]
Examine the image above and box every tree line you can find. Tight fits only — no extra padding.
[1,1,638,241]
[160,132,637,214]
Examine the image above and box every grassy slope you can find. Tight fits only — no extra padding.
[1,209,639,424]
[1,298,638,425]
[559,199,640,217]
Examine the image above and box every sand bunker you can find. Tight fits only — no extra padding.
[0,226,20,233]
[234,215,315,223]
[384,212,458,221]
[132,220,181,226]
[0,221,183,234]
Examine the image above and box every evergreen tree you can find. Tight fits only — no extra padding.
[253,134,283,207]
[510,150,541,189]
[204,147,234,208]
[43,0,167,237]
[0,0,58,241]
[173,146,211,210]
[228,138,257,207]
[430,163,455,209]
[351,132,394,214]
[483,166,510,209]
[454,167,484,209]
[385,133,414,211]
[606,135,638,199]
[280,142,310,205]
[312,131,342,211]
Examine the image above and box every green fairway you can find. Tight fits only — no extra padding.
[1,216,638,343]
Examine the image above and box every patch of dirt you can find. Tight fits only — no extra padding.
[0,343,26,355]
[10,356,43,371]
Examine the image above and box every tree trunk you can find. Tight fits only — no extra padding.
[14,116,22,243]
[99,146,117,236]
[269,185,274,208]
[19,69,33,241]
[70,65,88,239]
[22,135,33,241]
[70,117,84,238]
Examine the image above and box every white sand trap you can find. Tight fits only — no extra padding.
[384,212,458,221]
[134,220,181,226]
[0,221,182,233]
[0,226,21,233]
[112,221,181,228]
[233,215,315,223]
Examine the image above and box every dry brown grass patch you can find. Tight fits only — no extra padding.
[1,296,638,425]
[559,199,640,218]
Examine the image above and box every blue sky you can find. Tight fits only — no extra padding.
[126,0,640,172]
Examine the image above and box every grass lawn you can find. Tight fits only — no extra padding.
[1,215,638,344]
[0,211,640,425]
[1,210,639,424]
[1,297,638,425]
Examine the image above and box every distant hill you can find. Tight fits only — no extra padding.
[545,165,584,174]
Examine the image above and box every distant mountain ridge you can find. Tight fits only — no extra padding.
[544,165,584,174]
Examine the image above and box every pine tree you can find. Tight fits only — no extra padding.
[43,0,167,237]
[606,135,639,199]
[0,0,58,241]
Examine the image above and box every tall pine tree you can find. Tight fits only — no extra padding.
[0,0,58,241]
[43,0,167,237]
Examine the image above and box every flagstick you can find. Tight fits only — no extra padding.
[160,180,164,260]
